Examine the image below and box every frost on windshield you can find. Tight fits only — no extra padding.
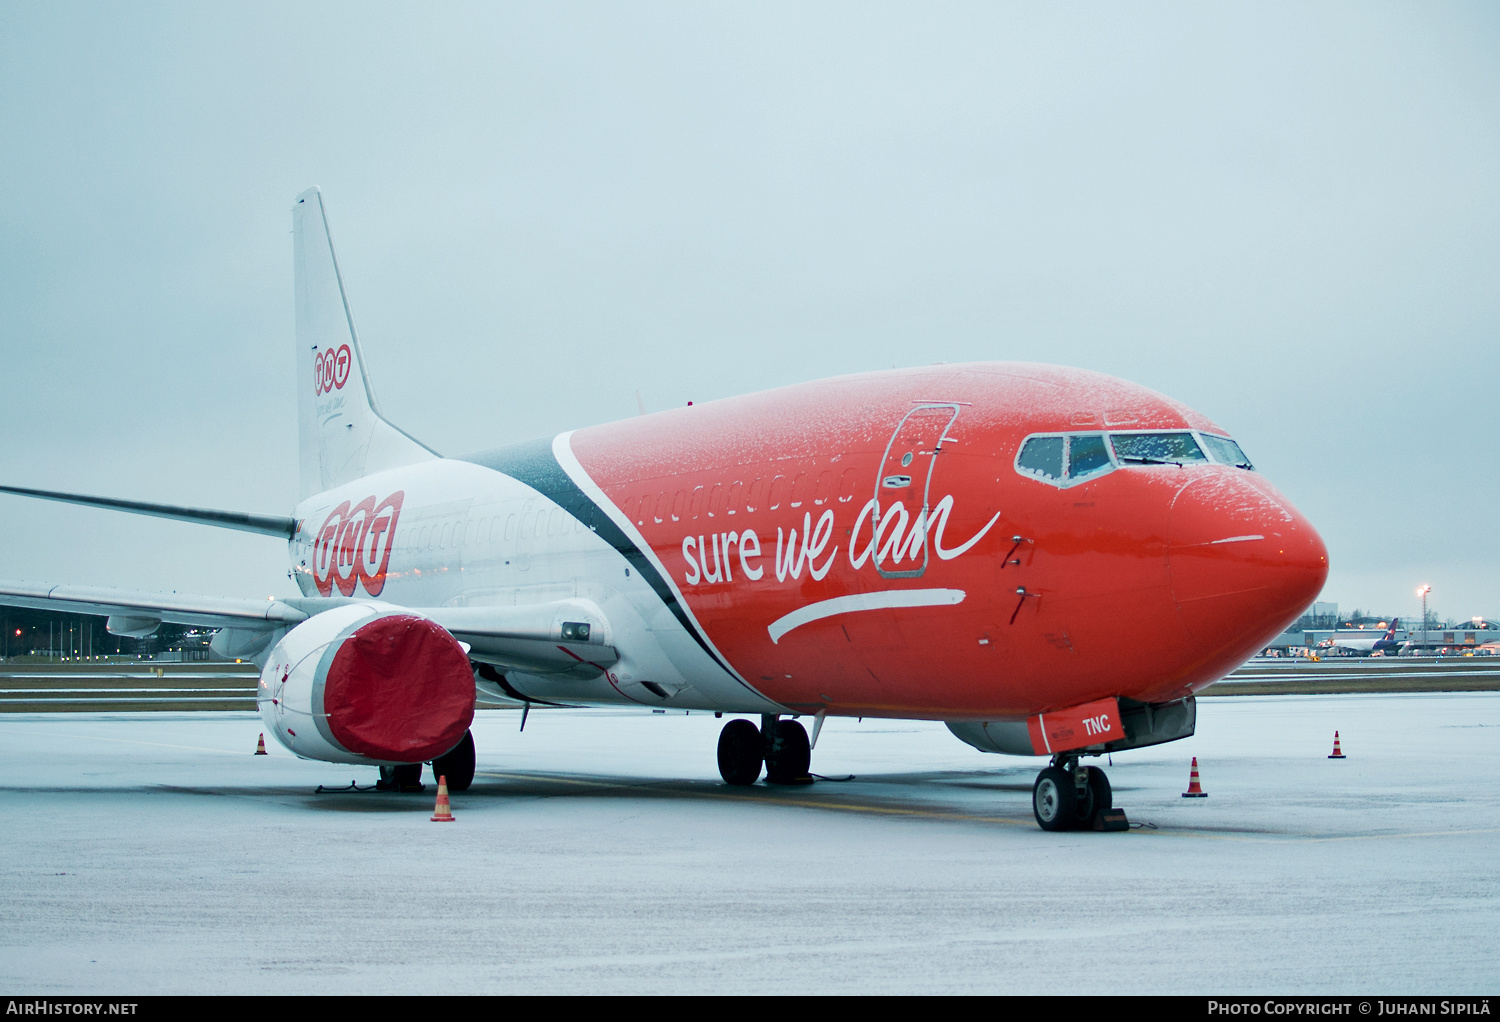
[1110,432,1207,465]
[1200,434,1253,469]
[1017,436,1064,481]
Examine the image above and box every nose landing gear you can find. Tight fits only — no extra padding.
[716,715,814,786]
[1032,756,1121,831]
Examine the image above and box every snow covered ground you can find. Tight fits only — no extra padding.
[1,693,1496,994]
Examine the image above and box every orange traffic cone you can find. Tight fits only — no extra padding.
[1328,731,1346,759]
[254,733,268,755]
[430,775,456,822]
[1182,757,1208,797]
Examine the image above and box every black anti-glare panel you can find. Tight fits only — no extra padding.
[459,438,733,678]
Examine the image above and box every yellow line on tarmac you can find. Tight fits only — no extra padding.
[477,771,1500,841]
[477,770,1035,826]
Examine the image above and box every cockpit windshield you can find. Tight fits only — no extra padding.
[1110,432,1207,466]
[1015,429,1253,488]
[1067,434,1111,480]
[1016,436,1064,481]
[1200,434,1254,469]
[1016,433,1113,486]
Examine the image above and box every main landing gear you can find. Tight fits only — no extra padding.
[373,729,477,794]
[376,763,425,793]
[717,715,813,786]
[432,730,476,793]
[1032,755,1121,831]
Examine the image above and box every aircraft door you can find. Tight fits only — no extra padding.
[873,403,961,579]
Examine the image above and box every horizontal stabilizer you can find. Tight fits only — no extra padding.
[0,485,297,539]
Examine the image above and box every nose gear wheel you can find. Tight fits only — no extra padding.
[1033,762,1113,831]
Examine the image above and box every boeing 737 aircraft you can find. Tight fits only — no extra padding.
[0,189,1329,830]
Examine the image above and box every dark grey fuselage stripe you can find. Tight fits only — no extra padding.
[458,439,732,675]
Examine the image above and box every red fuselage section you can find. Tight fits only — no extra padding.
[570,363,1327,719]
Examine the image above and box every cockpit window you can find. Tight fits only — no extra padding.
[1200,434,1254,469]
[1110,432,1207,465]
[1017,436,1065,482]
[1067,434,1111,479]
[1017,433,1117,487]
[1017,428,1248,488]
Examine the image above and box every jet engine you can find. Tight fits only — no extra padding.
[257,603,475,765]
[945,697,1197,757]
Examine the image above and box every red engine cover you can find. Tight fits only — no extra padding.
[323,614,474,762]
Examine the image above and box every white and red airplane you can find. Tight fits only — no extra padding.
[1324,620,1405,656]
[0,189,1328,830]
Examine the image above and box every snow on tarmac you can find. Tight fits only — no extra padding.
[0,693,1496,994]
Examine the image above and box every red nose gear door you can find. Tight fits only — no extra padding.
[873,403,961,579]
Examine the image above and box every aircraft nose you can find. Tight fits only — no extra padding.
[1168,471,1328,646]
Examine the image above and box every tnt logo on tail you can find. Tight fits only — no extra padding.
[314,344,352,396]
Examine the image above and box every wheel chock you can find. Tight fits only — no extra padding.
[1093,808,1129,832]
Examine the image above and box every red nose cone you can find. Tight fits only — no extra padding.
[1168,470,1328,661]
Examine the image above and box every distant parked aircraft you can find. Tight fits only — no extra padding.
[1326,620,1405,655]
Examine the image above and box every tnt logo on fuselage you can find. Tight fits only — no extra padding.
[314,344,352,396]
[311,491,404,597]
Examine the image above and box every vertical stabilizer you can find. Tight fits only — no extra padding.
[294,187,437,498]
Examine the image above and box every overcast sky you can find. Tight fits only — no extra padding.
[2,2,1496,625]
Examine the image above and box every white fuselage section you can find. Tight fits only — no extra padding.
[288,451,780,714]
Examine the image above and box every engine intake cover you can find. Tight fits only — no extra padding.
[259,604,475,765]
[321,613,474,761]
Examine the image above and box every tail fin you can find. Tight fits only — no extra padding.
[293,187,437,498]
[1386,619,1400,639]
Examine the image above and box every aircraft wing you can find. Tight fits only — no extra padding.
[0,579,619,678]
[0,579,312,632]
[0,484,298,539]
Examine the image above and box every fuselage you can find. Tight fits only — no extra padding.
[289,362,1328,721]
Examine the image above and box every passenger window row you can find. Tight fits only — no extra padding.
[396,505,589,556]
[625,466,864,527]
[1016,430,1253,487]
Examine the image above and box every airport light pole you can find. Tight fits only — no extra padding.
[1417,585,1432,649]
